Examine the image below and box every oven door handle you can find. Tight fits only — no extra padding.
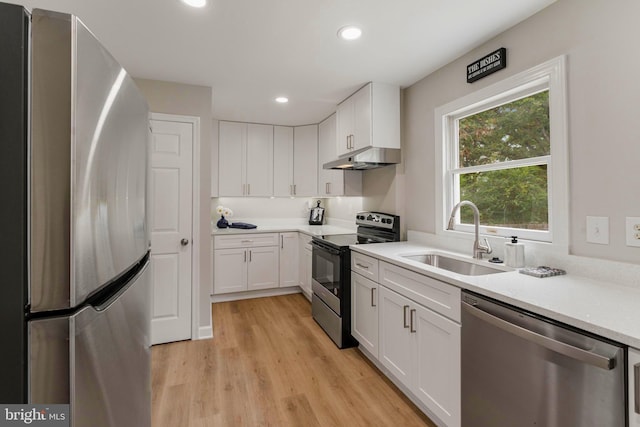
[311,240,341,256]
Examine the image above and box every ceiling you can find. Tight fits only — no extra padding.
[10,0,555,126]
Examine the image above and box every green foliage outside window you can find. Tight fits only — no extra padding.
[457,91,550,229]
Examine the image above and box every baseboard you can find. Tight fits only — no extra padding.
[197,325,213,340]
[210,286,302,303]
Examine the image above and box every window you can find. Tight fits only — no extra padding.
[435,56,568,244]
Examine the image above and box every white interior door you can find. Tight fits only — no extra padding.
[149,119,193,345]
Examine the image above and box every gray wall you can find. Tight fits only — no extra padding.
[134,78,213,331]
[386,0,640,264]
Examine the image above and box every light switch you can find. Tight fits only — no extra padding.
[586,216,609,245]
[626,217,640,248]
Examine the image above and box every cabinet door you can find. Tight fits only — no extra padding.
[351,273,378,358]
[378,286,414,389]
[247,246,279,290]
[213,248,247,294]
[318,114,344,196]
[273,126,294,196]
[293,125,318,196]
[352,83,372,151]
[336,97,354,157]
[298,234,312,300]
[245,123,273,196]
[279,233,299,287]
[303,247,312,300]
[218,121,245,196]
[413,303,461,427]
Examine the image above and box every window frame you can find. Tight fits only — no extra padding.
[435,56,568,246]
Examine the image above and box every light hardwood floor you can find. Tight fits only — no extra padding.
[152,293,437,427]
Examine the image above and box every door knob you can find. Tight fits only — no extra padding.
[181,238,189,246]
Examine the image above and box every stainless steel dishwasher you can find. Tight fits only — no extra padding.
[461,291,626,427]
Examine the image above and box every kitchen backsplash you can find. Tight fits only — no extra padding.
[211,197,363,224]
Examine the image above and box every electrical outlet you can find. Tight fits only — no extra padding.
[626,217,640,247]
[586,216,609,245]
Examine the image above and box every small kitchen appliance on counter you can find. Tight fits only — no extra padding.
[311,212,400,348]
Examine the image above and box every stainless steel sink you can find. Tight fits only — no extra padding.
[401,253,506,276]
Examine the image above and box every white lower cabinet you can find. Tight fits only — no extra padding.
[279,232,299,287]
[353,255,461,427]
[413,302,460,427]
[351,273,378,357]
[630,347,640,426]
[379,286,415,387]
[246,246,279,291]
[214,246,279,293]
[298,233,312,300]
[213,233,280,294]
[213,248,247,294]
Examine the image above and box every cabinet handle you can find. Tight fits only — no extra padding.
[403,305,410,328]
[346,135,350,150]
[290,184,293,195]
[635,363,640,413]
[410,309,416,333]
[241,239,253,243]
[244,251,247,262]
[242,184,246,195]
[355,263,369,269]
[293,184,296,195]
[247,183,250,195]
[249,250,252,262]
[281,235,284,249]
[371,288,376,307]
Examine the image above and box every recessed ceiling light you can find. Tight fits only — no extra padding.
[181,0,206,8]
[275,97,289,104]
[338,26,362,41]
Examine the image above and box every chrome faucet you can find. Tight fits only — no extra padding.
[447,200,492,259]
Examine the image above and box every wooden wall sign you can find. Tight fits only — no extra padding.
[466,48,507,83]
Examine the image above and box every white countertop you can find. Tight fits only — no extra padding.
[211,222,356,237]
[351,241,640,349]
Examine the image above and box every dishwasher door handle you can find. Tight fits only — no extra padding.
[462,301,616,370]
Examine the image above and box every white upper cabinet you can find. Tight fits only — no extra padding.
[292,125,318,196]
[273,126,294,197]
[245,124,274,196]
[218,121,273,197]
[218,121,245,196]
[318,114,362,196]
[336,82,400,158]
[273,124,318,197]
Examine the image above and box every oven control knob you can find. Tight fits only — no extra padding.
[366,215,373,221]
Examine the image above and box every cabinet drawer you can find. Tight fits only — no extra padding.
[351,252,379,282]
[379,261,460,322]
[214,233,278,249]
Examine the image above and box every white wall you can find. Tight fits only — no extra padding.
[381,0,640,264]
[134,78,214,332]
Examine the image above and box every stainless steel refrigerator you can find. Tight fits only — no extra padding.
[0,3,151,426]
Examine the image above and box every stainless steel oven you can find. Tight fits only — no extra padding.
[311,212,400,348]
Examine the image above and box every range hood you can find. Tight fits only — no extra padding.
[323,147,401,170]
